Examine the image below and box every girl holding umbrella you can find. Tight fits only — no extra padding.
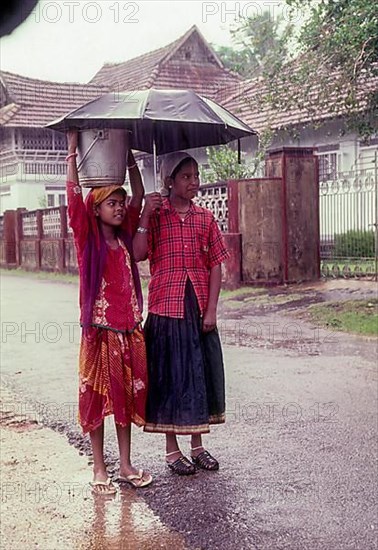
[134,152,229,475]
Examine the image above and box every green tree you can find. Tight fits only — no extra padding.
[201,145,259,183]
[214,11,293,77]
[200,131,274,184]
[287,0,378,74]
[265,0,378,136]
[213,45,253,78]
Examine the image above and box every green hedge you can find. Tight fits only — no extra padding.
[334,230,375,258]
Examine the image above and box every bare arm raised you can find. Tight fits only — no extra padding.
[127,150,144,210]
[65,129,88,247]
[66,129,79,185]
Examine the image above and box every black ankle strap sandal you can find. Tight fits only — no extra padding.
[166,455,196,475]
[191,449,219,471]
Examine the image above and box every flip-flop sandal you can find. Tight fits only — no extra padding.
[167,456,196,475]
[117,469,153,488]
[191,450,219,471]
[90,478,117,495]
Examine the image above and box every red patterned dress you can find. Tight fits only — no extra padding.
[67,181,148,433]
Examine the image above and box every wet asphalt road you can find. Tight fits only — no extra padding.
[1,273,377,550]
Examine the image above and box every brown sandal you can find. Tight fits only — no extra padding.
[90,478,117,495]
[191,447,219,471]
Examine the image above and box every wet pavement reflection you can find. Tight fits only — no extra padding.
[1,385,188,550]
[81,488,188,549]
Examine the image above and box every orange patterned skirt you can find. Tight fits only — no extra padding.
[78,325,148,433]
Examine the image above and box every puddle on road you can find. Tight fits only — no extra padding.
[78,489,187,550]
[1,422,188,550]
[1,387,188,550]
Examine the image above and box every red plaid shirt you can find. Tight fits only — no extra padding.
[147,199,229,318]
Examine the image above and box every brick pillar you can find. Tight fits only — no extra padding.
[224,180,242,288]
[36,209,43,270]
[235,177,284,284]
[227,180,240,233]
[15,208,25,266]
[2,210,17,266]
[222,233,241,289]
[59,205,67,272]
[265,147,320,282]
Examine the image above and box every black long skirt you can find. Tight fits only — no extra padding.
[144,279,225,434]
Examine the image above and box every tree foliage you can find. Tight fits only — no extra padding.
[214,11,293,78]
[201,146,254,183]
[201,129,275,183]
[287,0,378,75]
[213,46,254,78]
[264,0,378,137]
[215,1,377,139]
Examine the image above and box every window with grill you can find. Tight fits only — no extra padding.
[54,133,68,151]
[17,129,54,150]
[58,194,66,206]
[318,153,338,181]
[24,163,67,175]
[47,194,55,207]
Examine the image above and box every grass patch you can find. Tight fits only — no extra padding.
[220,289,307,311]
[247,292,304,305]
[220,286,266,300]
[307,299,378,337]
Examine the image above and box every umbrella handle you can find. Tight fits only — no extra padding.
[153,137,158,191]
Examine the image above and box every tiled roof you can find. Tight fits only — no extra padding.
[153,62,240,98]
[0,71,108,128]
[216,67,378,134]
[89,42,173,90]
[0,102,20,125]
[90,25,240,99]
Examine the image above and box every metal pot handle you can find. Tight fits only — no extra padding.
[77,133,101,172]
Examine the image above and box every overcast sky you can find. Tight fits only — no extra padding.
[0,0,298,83]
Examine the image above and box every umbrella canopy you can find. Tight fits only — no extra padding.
[46,88,256,154]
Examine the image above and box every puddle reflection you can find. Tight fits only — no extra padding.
[80,487,187,549]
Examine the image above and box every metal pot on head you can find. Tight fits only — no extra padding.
[77,129,129,188]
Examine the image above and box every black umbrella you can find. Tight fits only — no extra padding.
[47,88,256,152]
[47,88,257,185]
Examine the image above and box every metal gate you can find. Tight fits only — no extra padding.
[320,150,378,280]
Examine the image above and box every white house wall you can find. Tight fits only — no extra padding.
[0,175,66,214]
[269,119,374,173]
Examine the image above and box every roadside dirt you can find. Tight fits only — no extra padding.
[219,278,377,317]
[217,278,377,360]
